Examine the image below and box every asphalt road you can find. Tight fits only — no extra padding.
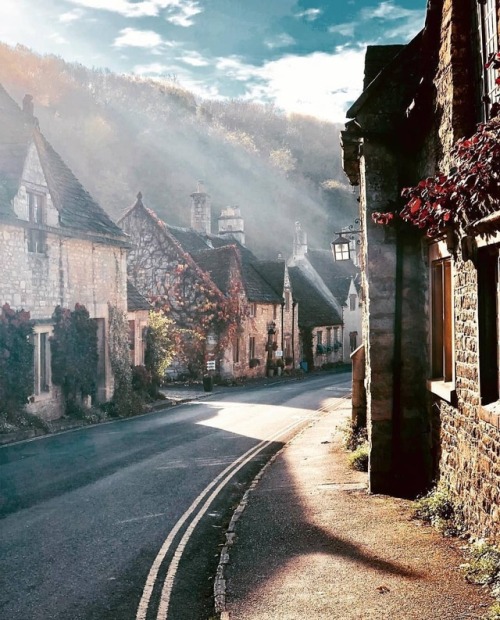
[0,371,352,620]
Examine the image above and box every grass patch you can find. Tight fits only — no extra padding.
[483,602,500,620]
[462,541,500,591]
[347,442,369,472]
[412,483,464,537]
[341,420,367,451]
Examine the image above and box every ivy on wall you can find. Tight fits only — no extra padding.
[0,303,34,413]
[51,304,98,411]
[108,303,132,398]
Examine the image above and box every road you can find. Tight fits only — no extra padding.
[0,371,351,620]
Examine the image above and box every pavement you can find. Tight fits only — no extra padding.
[217,395,494,619]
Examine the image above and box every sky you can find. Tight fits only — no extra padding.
[1,0,426,123]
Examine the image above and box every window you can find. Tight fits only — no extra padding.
[334,327,339,344]
[477,0,499,119]
[249,336,256,360]
[284,291,290,312]
[317,331,323,345]
[478,247,499,405]
[349,331,358,352]
[284,336,291,359]
[31,330,51,395]
[431,258,453,382]
[326,327,332,347]
[248,303,257,317]
[28,192,45,224]
[27,192,47,254]
[349,293,357,311]
[273,304,277,320]
[233,336,240,363]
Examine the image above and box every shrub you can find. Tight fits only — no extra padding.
[348,443,369,471]
[249,358,260,368]
[145,311,176,386]
[51,304,98,411]
[0,304,34,414]
[462,541,500,590]
[483,602,500,620]
[413,484,464,536]
[0,409,48,434]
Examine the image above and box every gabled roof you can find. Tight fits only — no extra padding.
[0,84,126,241]
[306,249,360,304]
[288,266,341,328]
[121,195,283,304]
[127,280,151,312]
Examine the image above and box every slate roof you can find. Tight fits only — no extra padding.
[165,216,282,303]
[127,279,151,312]
[191,246,236,294]
[306,249,360,305]
[288,266,342,328]
[252,260,286,297]
[0,84,126,241]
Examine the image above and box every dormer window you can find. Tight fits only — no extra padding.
[27,191,47,254]
[28,191,45,225]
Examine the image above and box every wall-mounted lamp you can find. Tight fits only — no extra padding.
[331,219,362,262]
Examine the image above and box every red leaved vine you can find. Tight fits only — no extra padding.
[372,115,500,237]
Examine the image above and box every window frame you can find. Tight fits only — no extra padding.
[476,0,499,120]
[427,241,456,402]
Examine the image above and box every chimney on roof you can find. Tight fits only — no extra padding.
[293,221,307,259]
[190,180,211,235]
[22,94,34,118]
[218,205,245,246]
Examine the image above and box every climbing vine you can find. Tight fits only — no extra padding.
[51,304,98,411]
[0,303,34,413]
[372,113,500,237]
[108,303,132,397]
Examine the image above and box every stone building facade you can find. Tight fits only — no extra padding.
[0,86,129,419]
[118,193,299,378]
[342,0,500,541]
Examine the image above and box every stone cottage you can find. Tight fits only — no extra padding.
[0,85,130,419]
[341,0,500,541]
[118,191,299,378]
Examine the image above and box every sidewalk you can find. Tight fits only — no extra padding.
[220,398,493,619]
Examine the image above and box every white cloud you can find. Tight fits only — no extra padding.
[165,0,202,27]
[59,8,86,22]
[179,50,210,67]
[295,8,322,22]
[65,0,202,22]
[113,27,164,48]
[328,22,356,37]
[215,49,366,122]
[362,1,416,20]
[264,33,296,50]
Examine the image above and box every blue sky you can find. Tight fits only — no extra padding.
[1,0,425,122]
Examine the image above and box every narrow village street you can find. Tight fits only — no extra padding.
[0,372,350,620]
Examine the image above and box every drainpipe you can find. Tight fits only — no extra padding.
[392,228,404,492]
[292,300,297,368]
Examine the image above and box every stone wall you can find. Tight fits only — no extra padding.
[433,253,500,543]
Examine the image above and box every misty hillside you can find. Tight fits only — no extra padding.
[0,43,356,258]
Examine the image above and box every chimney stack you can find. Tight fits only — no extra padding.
[293,221,307,259]
[190,181,211,235]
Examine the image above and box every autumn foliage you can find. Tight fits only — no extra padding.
[372,114,500,237]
